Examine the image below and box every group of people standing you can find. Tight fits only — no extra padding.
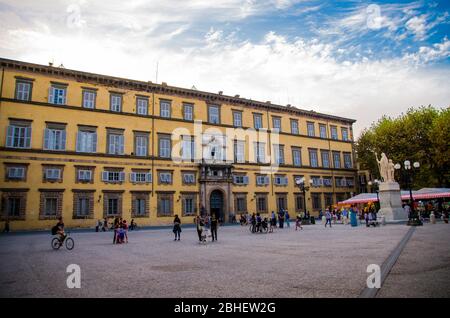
[322,206,359,227]
[170,214,220,242]
[194,214,219,242]
[112,217,129,244]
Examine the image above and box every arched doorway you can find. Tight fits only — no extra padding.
[210,190,224,221]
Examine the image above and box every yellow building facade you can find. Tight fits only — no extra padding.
[0,58,357,230]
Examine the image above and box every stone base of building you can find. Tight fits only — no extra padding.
[378,182,408,222]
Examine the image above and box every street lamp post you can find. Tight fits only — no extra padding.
[368,179,380,211]
[295,177,313,220]
[394,160,422,226]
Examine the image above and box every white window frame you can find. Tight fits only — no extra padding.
[78,169,92,181]
[45,168,61,180]
[159,172,172,184]
[254,142,266,163]
[331,126,338,140]
[48,86,67,105]
[256,175,269,186]
[159,136,171,158]
[208,105,220,124]
[344,153,352,169]
[6,124,31,149]
[44,128,66,151]
[108,133,124,155]
[136,97,148,115]
[233,111,242,127]
[321,151,330,168]
[82,90,96,109]
[272,117,281,131]
[183,173,196,184]
[342,128,349,141]
[292,148,302,166]
[333,152,341,169]
[135,135,148,157]
[233,175,249,185]
[76,130,97,153]
[110,94,122,112]
[183,104,193,121]
[307,122,315,137]
[254,114,263,129]
[309,150,318,167]
[319,124,327,138]
[15,81,32,101]
[160,101,171,118]
[7,167,25,179]
[234,140,245,163]
[291,120,299,135]
[102,171,125,182]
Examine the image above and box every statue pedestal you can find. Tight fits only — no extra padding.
[378,182,408,222]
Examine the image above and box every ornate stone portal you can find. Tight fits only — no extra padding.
[199,162,233,222]
[374,152,408,222]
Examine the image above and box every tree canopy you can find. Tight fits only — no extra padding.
[356,106,450,189]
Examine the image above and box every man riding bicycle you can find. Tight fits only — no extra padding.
[52,217,66,245]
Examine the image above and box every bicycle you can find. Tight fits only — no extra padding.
[249,221,268,234]
[51,231,75,250]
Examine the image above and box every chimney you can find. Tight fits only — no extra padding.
[234,94,240,98]
[161,82,168,86]
[218,91,223,95]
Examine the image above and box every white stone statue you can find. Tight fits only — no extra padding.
[374,152,389,182]
[387,159,396,182]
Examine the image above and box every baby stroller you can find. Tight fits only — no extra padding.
[199,225,209,244]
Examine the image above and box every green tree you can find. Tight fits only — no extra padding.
[356,106,449,189]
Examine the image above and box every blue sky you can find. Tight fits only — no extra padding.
[0,0,448,135]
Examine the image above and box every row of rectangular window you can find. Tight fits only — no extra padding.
[5,123,353,167]
[5,118,352,168]
[5,165,200,185]
[2,190,351,219]
[14,80,350,140]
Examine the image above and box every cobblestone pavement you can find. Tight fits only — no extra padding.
[377,224,450,297]
[0,222,447,298]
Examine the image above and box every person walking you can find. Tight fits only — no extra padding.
[211,215,218,242]
[173,215,181,241]
[102,218,107,232]
[295,214,303,230]
[350,208,358,227]
[285,210,290,228]
[3,219,10,233]
[195,215,204,242]
[278,210,285,228]
[325,210,332,228]
[113,217,120,244]
[122,220,129,243]
[342,208,348,225]
[404,203,411,219]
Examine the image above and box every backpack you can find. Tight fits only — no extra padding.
[51,225,58,235]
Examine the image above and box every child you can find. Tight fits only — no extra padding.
[117,227,125,244]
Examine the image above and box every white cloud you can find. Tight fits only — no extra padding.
[0,0,448,138]
[405,15,428,40]
[402,38,450,64]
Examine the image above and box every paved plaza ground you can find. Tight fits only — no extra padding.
[0,222,449,298]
